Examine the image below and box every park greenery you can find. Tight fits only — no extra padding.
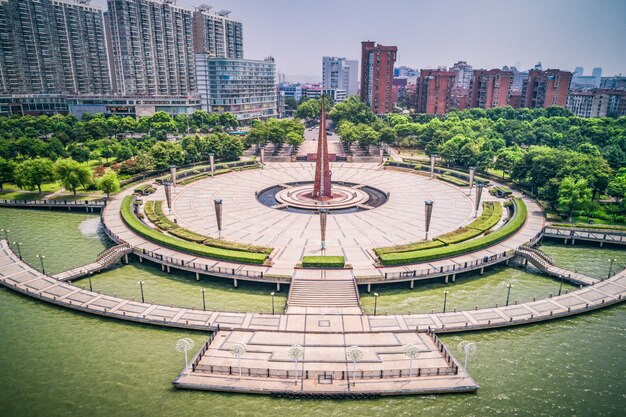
[143,200,272,254]
[0,103,624,224]
[244,118,305,153]
[0,110,245,196]
[121,196,269,265]
[329,102,624,222]
[378,198,527,265]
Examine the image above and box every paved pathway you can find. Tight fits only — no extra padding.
[1,239,625,395]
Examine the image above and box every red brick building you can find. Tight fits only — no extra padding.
[360,41,397,114]
[416,69,456,115]
[522,69,573,108]
[468,69,513,109]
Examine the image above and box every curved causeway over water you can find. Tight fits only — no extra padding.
[1,239,625,396]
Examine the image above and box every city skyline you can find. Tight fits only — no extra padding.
[90,0,626,80]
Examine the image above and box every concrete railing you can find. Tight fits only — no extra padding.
[544,227,626,245]
[0,199,106,208]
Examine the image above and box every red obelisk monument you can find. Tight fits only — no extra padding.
[312,97,332,198]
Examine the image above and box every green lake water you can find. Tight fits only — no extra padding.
[0,208,625,416]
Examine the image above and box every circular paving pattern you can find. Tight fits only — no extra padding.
[167,163,491,272]
[275,183,371,209]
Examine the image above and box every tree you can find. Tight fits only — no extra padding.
[54,158,92,195]
[607,169,626,203]
[558,177,593,222]
[96,169,120,198]
[285,96,298,110]
[329,96,376,125]
[295,99,321,121]
[150,142,185,170]
[0,157,16,190]
[286,131,304,151]
[494,146,524,179]
[13,158,55,193]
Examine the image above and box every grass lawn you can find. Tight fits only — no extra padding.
[0,189,47,200]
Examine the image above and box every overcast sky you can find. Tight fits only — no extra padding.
[92,0,626,81]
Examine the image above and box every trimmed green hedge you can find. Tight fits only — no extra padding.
[121,196,269,264]
[490,186,513,197]
[375,202,502,255]
[379,199,526,265]
[374,239,445,256]
[302,256,345,268]
[437,202,502,244]
[438,174,469,186]
[147,201,273,254]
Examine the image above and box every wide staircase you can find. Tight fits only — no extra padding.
[286,271,361,314]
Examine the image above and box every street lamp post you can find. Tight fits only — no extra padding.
[201,288,206,311]
[468,167,476,196]
[271,291,275,315]
[214,199,223,239]
[424,200,433,240]
[505,283,513,306]
[558,275,564,296]
[88,272,93,292]
[458,341,477,375]
[608,258,617,279]
[429,155,438,179]
[474,183,484,218]
[374,292,379,316]
[319,208,329,251]
[163,180,173,214]
[13,242,22,260]
[443,290,449,313]
[170,165,177,188]
[36,254,46,275]
[176,338,195,367]
[138,281,145,303]
[209,153,215,176]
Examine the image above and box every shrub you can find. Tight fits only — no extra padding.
[438,174,468,186]
[302,256,345,268]
[146,200,272,254]
[374,239,445,256]
[379,199,525,265]
[120,196,269,264]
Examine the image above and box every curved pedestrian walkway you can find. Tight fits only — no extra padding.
[1,240,624,334]
[1,240,625,396]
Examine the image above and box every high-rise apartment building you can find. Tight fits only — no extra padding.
[416,69,456,115]
[195,55,276,121]
[192,5,243,58]
[468,69,513,109]
[322,57,358,97]
[502,66,528,92]
[360,41,397,114]
[567,89,626,118]
[522,69,572,108]
[0,0,110,95]
[107,0,195,96]
[600,76,626,90]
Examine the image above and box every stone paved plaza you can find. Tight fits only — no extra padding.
[163,163,495,272]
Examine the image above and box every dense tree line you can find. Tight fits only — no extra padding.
[244,118,305,153]
[0,110,244,194]
[333,104,625,219]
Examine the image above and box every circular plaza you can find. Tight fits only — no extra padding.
[164,163,483,271]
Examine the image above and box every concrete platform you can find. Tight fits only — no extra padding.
[173,328,478,396]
